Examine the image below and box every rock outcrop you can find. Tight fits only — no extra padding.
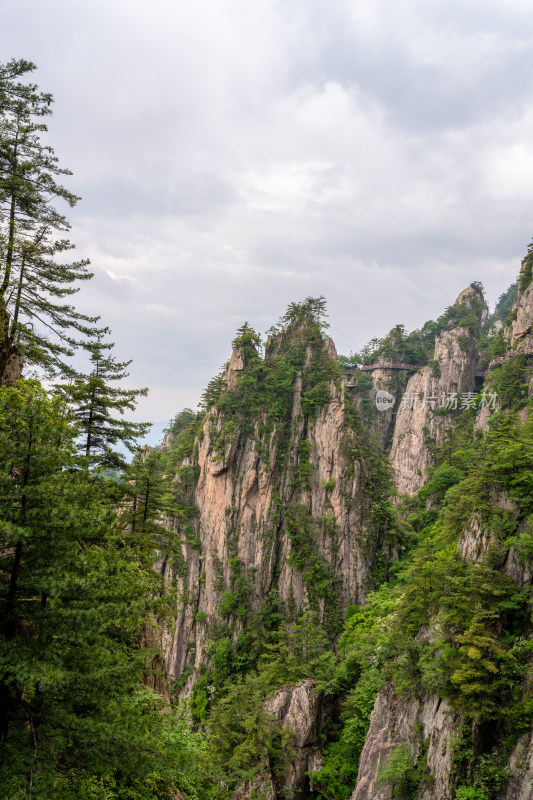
[389,287,484,495]
[499,732,533,800]
[158,280,533,800]
[232,680,330,800]
[163,324,390,691]
[351,683,459,800]
[509,258,533,348]
[353,358,414,449]
[457,489,533,588]
[267,680,330,797]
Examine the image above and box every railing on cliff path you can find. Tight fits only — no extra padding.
[343,361,423,388]
[486,342,533,370]
[342,343,533,388]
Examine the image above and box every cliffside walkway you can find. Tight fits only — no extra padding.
[343,344,533,388]
[361,362,423,372]
[487,343,533,371]
[343,361,423,388]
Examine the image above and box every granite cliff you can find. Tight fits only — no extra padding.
[389,286,485,495]
[162,303,398,701]
[157,264,533,800]
[349,265,533,800]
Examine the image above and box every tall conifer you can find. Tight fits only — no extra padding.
[0,59,99,381]
[57,331,150,469]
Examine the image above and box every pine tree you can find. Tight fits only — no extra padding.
[0,381,155,759]
[123,448,182,576]
[57,331,150,469]
[0,59,99,381]
[0,380,217,799]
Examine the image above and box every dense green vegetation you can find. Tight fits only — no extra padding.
[152,296,412,798]
[309,401,533,800]
[201,296,342,467]
[0,381,220,800]
[55,331,150,469]
[155,281,533,800]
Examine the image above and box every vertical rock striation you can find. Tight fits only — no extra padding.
[351,358,414,450]
[163,318,394,692]
[389,287,484,495]
[509,257,533,348]
[351,684,459,800]
[266,679,331,798]
[231,681,331,800]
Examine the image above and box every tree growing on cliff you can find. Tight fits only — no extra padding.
[280,295,329,331]
[0,58,99,382]
[122,447,185,582]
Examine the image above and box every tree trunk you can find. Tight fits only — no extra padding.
[0,300,22,386]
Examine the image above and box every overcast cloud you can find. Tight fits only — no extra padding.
[3,0,533,433]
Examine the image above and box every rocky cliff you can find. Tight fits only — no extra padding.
[158,275,533,800]
[232,680,331,800]
[348,271,533,800]
[350,471,533,800]
[509,256,533,348]
[352,684,459,800]
[389,286,484,495]
[163,307,396,696]
[349,358,413,450]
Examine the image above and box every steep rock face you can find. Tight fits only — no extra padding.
[457,491,533,588]
[389,287,483,495]
[499,732,533,800]
[163,325,390,689]
[351,683,459,800]
[232,681,330,800]
[267,680,330,797]
[350,359,414,450]
[351,500,533,800]
[353,461,533,800]
[510,259,533,348]
[233,770,276,800]
[347,278,533,800]
[138,621,171,700]
[457,511,498,562]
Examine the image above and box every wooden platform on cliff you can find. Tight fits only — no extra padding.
[343,361,423,388]
[359,362,423,372]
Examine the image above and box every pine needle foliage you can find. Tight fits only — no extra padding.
[56,332,149,469]
[0,380,218,800]
[0,59,100,380]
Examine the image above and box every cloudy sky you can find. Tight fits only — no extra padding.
[3,0,533,434]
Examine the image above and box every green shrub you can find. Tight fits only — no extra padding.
[455,787,489,800]
[377,743,418,800]
[219,590,242,616]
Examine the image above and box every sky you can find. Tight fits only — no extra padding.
[3,0,533,439]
